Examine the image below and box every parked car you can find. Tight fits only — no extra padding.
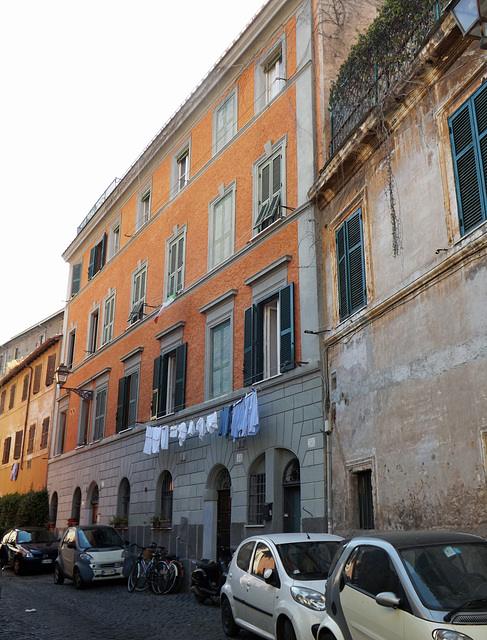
[221,532,343,640]
[54,524,131,589]
[0,527,58,574]
[316,530,487,640]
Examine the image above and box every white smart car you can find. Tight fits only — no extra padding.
[221,532,343,640]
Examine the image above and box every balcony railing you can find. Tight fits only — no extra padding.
[329,0,451,159]
[77,177,121,235]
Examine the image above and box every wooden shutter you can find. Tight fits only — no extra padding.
[22,374,30,401]
[243,306,255,386]
[100,233,107,268]
[88,246,96,280]
[174,343,187,412]
[71,262,82,296]
[279,283,295,372]
[347,209,366,314]
[115,377,127,433]
[449,84,487,234]
[13,430,23,459]
[40,417,50,449]
[33,364,42,394]
[0,390,5,414]
[45,354,56,386]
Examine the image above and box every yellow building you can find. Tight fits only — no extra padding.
[0,335,61,496]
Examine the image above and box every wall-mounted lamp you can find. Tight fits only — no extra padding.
[448,0,487,49]
[55,364,93,400]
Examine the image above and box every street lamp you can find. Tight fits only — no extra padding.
[55,364,93,400]
[448,0,487,48]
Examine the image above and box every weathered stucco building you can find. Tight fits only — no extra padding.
[310,2,487,536]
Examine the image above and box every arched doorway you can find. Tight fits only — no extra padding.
[118,477,131,521]
[71,487,81,525]
[216,468,231,551]
[282,458,300,533]
[90,484,99,524]
[50,492,58,528]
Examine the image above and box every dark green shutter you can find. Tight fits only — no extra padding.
[71,262,82,296]
[115,377,127,433]
[243,306,255,386]
[88,246,96,280]
[336,225,348,319]
[174,342,187,412]
[100,233,107,268]
[336,208,366,321]
[279,283,294,372]
[449,83,487,235]
[151,356,162,420]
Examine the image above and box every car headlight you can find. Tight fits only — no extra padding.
[79,553,93,562]
[290,586,327,611]
[18,546,33,558]
[432,630,474,640]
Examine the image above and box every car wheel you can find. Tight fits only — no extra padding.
[54,564,65,585]
[73,567,85,590]
[13,557,22,575]
[281,618,297,640]
[318,632,337,640]
[221,597,239,637]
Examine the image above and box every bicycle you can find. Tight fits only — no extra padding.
[128,543,174,595]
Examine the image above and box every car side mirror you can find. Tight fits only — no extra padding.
[67,542,77,549]
[264,568,281,588]
[376,591,401,609]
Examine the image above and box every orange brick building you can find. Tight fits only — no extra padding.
[47,0,380,561]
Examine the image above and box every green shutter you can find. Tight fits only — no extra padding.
[174,342,187,412]
[336,208,366,321]
[88,246,96,280]
[71,262,82,296]
[100,233,107,268]
[115,377,127,433]
[336,225,348,319]
[279,283,294,372]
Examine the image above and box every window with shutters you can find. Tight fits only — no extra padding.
[102,293,116,344]
[213,89,238,153]
[243,283,294,386]
[211,320,231,398]
[0,390,6,414]
[171,140,191,197]
[92,387,107,441]
[9,384,16,410]
[40,417,50,449]
[45,354,56,386]
[87,308,99,355]
[336,207,367,321]
[253,138,286,235]
[136,183,151,232]
[66,329,76,369]
[116,369,139,432]
[71,259,83,297]
[27,425,35,454]
[108,215,121,260]
[56,410,67,455]
[13,430,23,459]
[2,437,11,464]
[33,364,42,394]
[129,263,147,324]
[449,82,487,236]
[255,35,287,113]
[165,228,186,298]
[88,234,107,280]
[21,374,29,401]
[209,185,235,269]
[151,343,187,418]
[77,398,91,445]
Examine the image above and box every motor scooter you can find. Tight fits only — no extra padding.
[191,547,233,604]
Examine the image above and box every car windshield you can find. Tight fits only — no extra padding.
[17,529,57,544]
[77,527,124,550]
[277,541,340,580]
[400,541,487,610]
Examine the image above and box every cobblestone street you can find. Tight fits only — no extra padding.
[0,568,257,640]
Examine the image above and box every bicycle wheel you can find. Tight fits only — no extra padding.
[167,560,183,593]
[162,561,179,594]
[129,559,149,592]
[150,560,170,595]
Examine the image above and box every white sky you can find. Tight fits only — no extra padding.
[0,0,266,345]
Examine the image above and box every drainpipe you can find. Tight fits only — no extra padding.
[322,346,333,534]
[20,365,34,472]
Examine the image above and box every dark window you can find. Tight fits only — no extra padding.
[13,431,23,459]
[357,469,375,530]
[243,283,294,386]
[56,411,67,455]
[151,343,187,418]
[345,546,403,598]
[27,425,35,454]
[88,233,107,280]
[71,260,82,296]
[160,472,173,522]
[77,398,90,445]
[248,472,266,525]
[33,364,42,394]
[236,541,256,571]
[45,354,56,386]
[8,384,16,410]
[449,82,487,235]
[72,487,81,523]
[2,437,11,464]
[0,390,5,414]
[336,207,366,321]
[87,310,99,354]
[21,374,29,401]
[40,417,50,449]
[67,331,76,369]
[116,370,139,432]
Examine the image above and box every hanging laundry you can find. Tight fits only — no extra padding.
[196,416,206,440]
[206,411,218,434]
[143,426,153,455]
[160,426,169,450]
[219,405,233,437]
[246,389,260,435]
[178,422,187,446]
[10,462,19,481]
[188,419,195,436]
[231,397,246,439]
[152,426,162,453]
[169,425,178,438]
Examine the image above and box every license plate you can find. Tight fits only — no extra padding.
[101,569,116,576]
[41,559,53,564]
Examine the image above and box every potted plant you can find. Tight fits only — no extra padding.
[147,513,170,529]
[67,517,79,526]
[108,514,128,529]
